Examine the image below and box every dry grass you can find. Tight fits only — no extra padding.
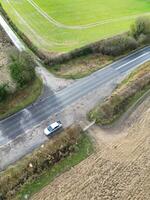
[0,26,16,90]
[49,54,113,79]
[0,125,82,200]
[0,78,42,119]
[0,26,43,119]
[89,61,150,124]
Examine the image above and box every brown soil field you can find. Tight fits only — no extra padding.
[0,26,15,90]
[32,95,150,200]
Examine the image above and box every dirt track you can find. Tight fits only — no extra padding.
[32,96,150,200]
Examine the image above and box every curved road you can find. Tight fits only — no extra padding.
[0,14,150,146]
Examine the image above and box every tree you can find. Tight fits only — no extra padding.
[130,16,150,39]
[9,51,36,88]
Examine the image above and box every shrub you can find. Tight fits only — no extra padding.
[130,16,150,39]
[9,51,36,88]
[0,84,9,102]
[45,33,138,66]
[89,62,150,125]
[93,35,138,56]
[138,33,150,45]
[0,125,81,200]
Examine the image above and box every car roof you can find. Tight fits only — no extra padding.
[51,122,59,129]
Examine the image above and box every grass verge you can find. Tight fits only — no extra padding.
[103,85,150,125]
[88,61,150,125]
[0,78,43,120]
[15,134,93,200]
[48,54,113,79]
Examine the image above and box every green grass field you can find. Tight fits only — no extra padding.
[1,0,149,52]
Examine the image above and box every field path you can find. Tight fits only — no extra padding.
[31,96,150,200]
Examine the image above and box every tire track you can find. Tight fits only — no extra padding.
[27,0,150,30]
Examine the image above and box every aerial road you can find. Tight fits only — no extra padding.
[0,14,150,146]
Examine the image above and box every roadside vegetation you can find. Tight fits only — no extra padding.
[47,16,150,79]
[0,78,42,119]
[0,125,93,200]
[0,2,150,79]
[49,54,113,79]
[0,45,42,119]
[9,52,36,88]
[88,61,150,125]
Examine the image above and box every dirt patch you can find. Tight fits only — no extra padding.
[32,96,150,200]
[0,26,15,90]
[35,65,74,93]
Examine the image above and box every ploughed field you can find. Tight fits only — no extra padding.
[32,96,150,200]
[1,0,149,52]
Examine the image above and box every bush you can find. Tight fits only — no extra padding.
[45,33,138,66]
[138,33,150,45]
[0,84,9,102]
[93,35,138,56]
[9,51,36,88]
[130,16,150,39]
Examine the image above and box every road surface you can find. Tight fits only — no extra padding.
[0,14,150,146]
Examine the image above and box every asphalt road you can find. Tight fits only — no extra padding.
[0,46,150,145]
[0,14,150,146]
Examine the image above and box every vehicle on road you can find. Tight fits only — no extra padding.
[44,121,62,136]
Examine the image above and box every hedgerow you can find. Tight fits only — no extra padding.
[88,62,150,125]
[0,125,81,200]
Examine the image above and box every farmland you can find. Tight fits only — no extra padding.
[1,0,150,52]
[32,95,150,200]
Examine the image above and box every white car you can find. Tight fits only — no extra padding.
[44,121,62,136]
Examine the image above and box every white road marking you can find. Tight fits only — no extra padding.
[116,52,150,70]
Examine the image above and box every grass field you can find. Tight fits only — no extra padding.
[1,0,150,52]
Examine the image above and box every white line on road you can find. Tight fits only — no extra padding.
[116,52,150,70]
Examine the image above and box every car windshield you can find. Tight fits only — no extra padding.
[48,126,53,131]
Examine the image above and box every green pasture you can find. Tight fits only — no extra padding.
[1,0,149,52]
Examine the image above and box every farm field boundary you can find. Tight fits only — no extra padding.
[1,0,149,52]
